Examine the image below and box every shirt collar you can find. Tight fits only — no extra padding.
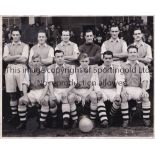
[110,38,120,42]
[61,41,71,46]
[37,43,47,47]
[101,64,113,69]
[12,41,22,45]
[126,60,139,65]
[55,63,66,68]
[133,40,144,47]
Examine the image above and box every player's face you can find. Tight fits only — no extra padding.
[85,32,94,44]
[110,27,119,39]
[38,33,47,45]
[55,52,64,65]
[133,30,143,42]
[11,31,21,42]
[32,57,41,68]
[80,57,90,68]
[103,54,113,66]
[62,31,70,42]
[128,48,138,61]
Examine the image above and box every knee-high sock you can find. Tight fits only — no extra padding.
[50,104,57,118]
[18,105,27,122]
[110,102,120,116]
[142,101,151,120]
[97,101,107,122]
[70,103,78,121]
[121,102,129,121]
[10,100,18,115]
[40,106,49,122]
[90,103,97,121]
[62,103,70,119]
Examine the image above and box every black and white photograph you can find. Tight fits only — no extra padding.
[1,16,154,137]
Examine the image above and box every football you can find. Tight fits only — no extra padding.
[79,116,94,133]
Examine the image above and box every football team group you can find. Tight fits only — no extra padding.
[3,24,152,131]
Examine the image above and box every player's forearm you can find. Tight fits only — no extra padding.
[40,84,48,98]
[49,82,55,96]
[66,85,75,94]
[41,58,53,65]
[15,56,27,63]
[64,55,77,61]
[138,58,152,65]
[3,55,20,62]
[113,53,127,58]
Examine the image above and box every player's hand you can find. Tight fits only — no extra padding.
[141,89,149,98]
[114,94,121,102]
[21,95,30,105]
[39,96,45,105]
[121,91,128,101]
[49,94,57,102]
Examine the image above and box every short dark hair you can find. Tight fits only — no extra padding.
[62,29,70,35]
[38,29,47,37]
[11,27,21,35]
[54,50,64,56]
[102,50,113,58]
[133,28,142,34]
[84,29,94,36]
[110,25,119,30]
[127,45,138,52]
[78,53,89,60]
[32,54,41,61]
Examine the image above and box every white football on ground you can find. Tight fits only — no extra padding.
[79,116,94,133]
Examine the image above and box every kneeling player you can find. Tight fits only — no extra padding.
[47,50,78,129]
[120,45,151,127]
[17,55,51,130]
[72,53,98,126]
[95,51,125,127]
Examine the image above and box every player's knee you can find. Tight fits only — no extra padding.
[68,93,75,103]
[19,97,28,106]
[49,99,56,108]
[61,92,67,100]
[96,91,103,101]
[89,92,97,102]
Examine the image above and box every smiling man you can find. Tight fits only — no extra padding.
[101,26,127,63]
[29,30,54,68]
[55,29,79,65]
[131,28,152,65]
[3,28,29,125]
[120,45,151,127]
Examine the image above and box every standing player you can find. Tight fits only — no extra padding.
[29,30,54,68]
[131,28,152,65]
[95,51,125,127]
[72,53,98,125]
[101,25,127,63]
[79,29,101,65]
[120,45,151,127]
[47,50,78,128]
[3,28,29,124]
[55,29,80,65]
[17,55,51,130]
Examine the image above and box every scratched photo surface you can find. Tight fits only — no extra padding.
[2,16,154,137]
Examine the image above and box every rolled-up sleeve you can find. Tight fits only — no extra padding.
[48,47,54,58]
[73,43,80,58]
[22,44,29,59]
[3,45,9,59]
[101,42,107,54]
[146,44,152,60]
[122,41,127,54]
